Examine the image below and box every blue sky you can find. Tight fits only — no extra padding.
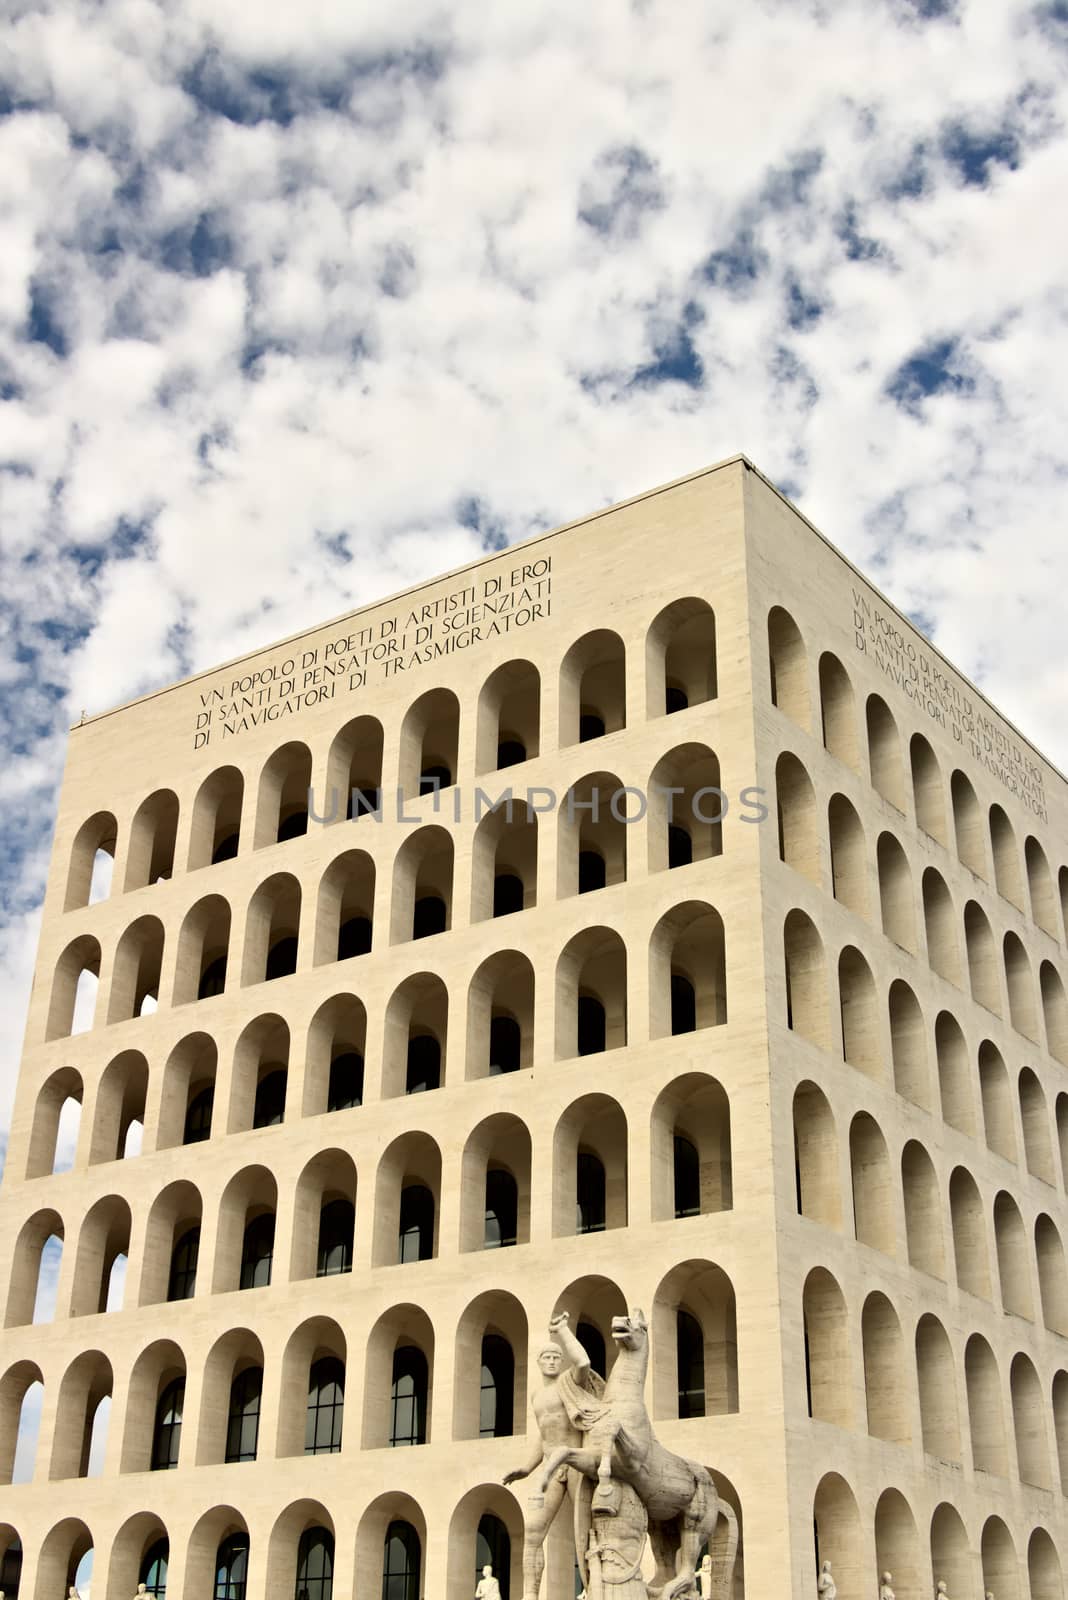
[3,0,1068,1148]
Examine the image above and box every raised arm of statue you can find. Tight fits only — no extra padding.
[548,1311,593,1384]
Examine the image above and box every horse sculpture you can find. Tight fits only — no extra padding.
[536,1309,738,1600]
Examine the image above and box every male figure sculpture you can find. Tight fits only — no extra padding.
[880,1576,895,1600]
[817,1559,836,1598]
[475,1565,501,1600]
[697,1552,713,1597]
[503,1311,600,1600]
[935,1584,948,1598]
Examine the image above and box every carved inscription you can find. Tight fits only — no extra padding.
[191,557,551,748]
[850,584,1047,822]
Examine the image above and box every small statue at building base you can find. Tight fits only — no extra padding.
[935,1582,948,1598]
[817,1558,836,1597]
[696,1554,713,1598]
[475,1565,502,1600]
[879,1575,895,1600]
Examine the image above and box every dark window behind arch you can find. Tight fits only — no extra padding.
[389,1346,428,1446]
[578,850,607,894]
[151,1376,184,1469]
[480,1333,515,1437]
[0,1541,22,1599]
[489,1014,521,1074]
[214,1534,249,1600]
[252,1069,287,1128]
[338,915,372,961]
[493,873,525,917]
[677,1308,705,1418]
[168,1225,200,1301]
[316,1199,354,1276]
[240,1214,275,1288]
[406,1034,440,1094]
[382,1521,420,1600]
[476,1514,511,1600]
[296,1526,334,1600]
[398,1185,434,1262]
[673,1135,701,1218]
[485,1168,518,1248]
[226,1366,262,1462]
[577,995,606,1056]
[328,1052,363,1111]
[140,1537,168,1599]
[576,1151,606,1234]
[576,1320,606,1377]
[670,973,696,1035]
[305,1356,344,1455]
[184,1085,214,1144]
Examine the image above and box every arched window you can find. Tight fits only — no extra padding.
[151,1376,184,1470]
[214,1533,249,1600]
[480,1333,515,1437]
[485,1169,518,1249]
[184,1085,214,1144]
[670,973,697,1035]
[674,1134,701,1218]
[576,1321,606,1377]
[398,1185,434,1263]
[389,1346,428,1446]
[382,1522,420,1600]
[240,1214,275,1289]
[489,1015,521,1074]
[577,994,606,1056]
[167,1226,200,1301]
[327,1051,363,1111]
[140,1537,169,1599]
[475,1515,512,1600]
[225,1367,262,1463]
[576,1151,606,1234]
[305,1356,344,1454]
[296,1527,334,1600]
[0,1540,23,1599]
[316,1200,355,1277]
[677,1308,705,1418]
[252,1068,287,1127]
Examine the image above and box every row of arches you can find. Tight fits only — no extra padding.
[794,1081,1068,1323]
[7,1077,732,1327]
[784,910,1068,1166]
[812,1474,1061,1599]
[778,764,1068,1061]
[48,876,729,1048]
[803,1265,1068,1492]
[2,1263,739,1486]
[66,601,719,907]
[769,608,1065,949]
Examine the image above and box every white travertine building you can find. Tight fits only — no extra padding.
[1,456,1067,1600]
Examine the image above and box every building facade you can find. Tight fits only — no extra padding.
[1,456,1067,1600]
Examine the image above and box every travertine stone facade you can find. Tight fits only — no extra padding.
[1,456,1067,1600]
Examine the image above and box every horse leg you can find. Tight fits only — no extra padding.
[646,1518,680,1600]
[665,1481,718,1599]
[535,1446,574,1497]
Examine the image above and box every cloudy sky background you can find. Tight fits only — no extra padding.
[3,0,1068,1176]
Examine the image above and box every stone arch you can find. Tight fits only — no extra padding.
[979,1040,1016,1162]
[254,740,312,846]
[173,893,231,1005]
[877,833,916,951]
[910,733,947,844]
[950,1167,990,1300]
[33,1516,93,1600]
[155,1031,217,1150]
[862,1294,909,1444]
[265,1499,334,1600]
[471,798,538,922]
[951,769,986,878]
[447,1483,524,1600]
[49,1349,113,1480]
[1026,834,1059,937]
[889,979,930,1108]
[107,914,165,1022]
[0,1360,44,1483]
[313,848,375,965]
[324,712,384,820]
[46,934,101,1041]
[25,1066,83,1178]
[1019,1068,1056,1183]
[935,1012,974,1136]
[552,1093,628,1237]
[803,1268,851,1427]
[648,901,727,1039]
[965,901,1002,1015]
[793,1081,839,1228]
[993,1191,1033,1320]
[989,802,1025,907]
[188,762,244,867]
[124,788,179,889]
[390,824,454,944]
[1040,959,1068,1063]
[646,597,717,718]
[1035,1213,1068,1335]
[372,1131,441,1267]
[813,1473,862,1599]
[923,868,960,984]
[452,1289,528,1442]
[184,1504,249,1600]
[916,1317,960,1463]
[304,992,366,1115]
[929,1502,972,1597]
[646,744,724,874]
[196,1325,265,1466]
[459,1112,532,1254]
[873,1488,922,1597]
[277,1315,347,1458]
[362,1302,433,1449]
[107,1510,170,1600]
[138,1179,202,1306]
[837,946,882,1081]
[1028,1528,1063,1600]
[4,1211,63,1328]
[212,1164,277,1292]
[776,752,819,884]
[966,1335,1008,1475]
[117,1338,185,1474]
[981,1516,1020,1600]
[555,926,628,1060]
[354,1493,426,1600]
[819,651,859,771]
[289,1148,357,1282]
[65,810,118,909]
[88,1050,148,1165]
[866,694,904,810]
[551,1275,628,1380]
[382,971,449,1099]
[1011,1351,1051,1489]
[902,1141,944,1278]
[465,951,535,1081]
[650,1072,732,1223]
[1004,932,1039,1040]
[849,1113,894,1256]
[228,1012,290,1134]
[398,685,460,798]
[784,909,829,1048]
[767,606,809,729]
[69,1194,131,1316]
[559,628,627,747]
[240,872,301,985]
[651,1259,738,1421]
[556,770,629,900]
[476,659,541,774]
[828,794,868,917]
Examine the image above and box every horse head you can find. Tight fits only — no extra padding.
[610,1307,649,1350]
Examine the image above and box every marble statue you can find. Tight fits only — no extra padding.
[935,1583,948,1599]
[504,1312,598,1600]
[697,1553,714,1597]
[134,1587,147,1599]
[517,1308,737,1599]
[879,1576,895,1600]
[475,1566,501,1600]
[817,1559,836,1597]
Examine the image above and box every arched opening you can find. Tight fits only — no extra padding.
[25,1067,83,1178]
[476,659,541,773]
[828,794,868,917]
[88,1050,148,1166]
[372,1132,441,1268]
[138,1180,202,1305]
[314,849,375,965]
[784,909,830,1048]
[398,686,460,800]
[993,1191,1033,1319]
[910,734,947,844]
[650,1073,732,1222]
[935,1011,974,1136]
[1005,932,1039,1040]
[1055,1370,1068,1493]
[4,1213,63,1328]
[979,1040,1016,1162]
[776,752,820,884]
[965,900,1002,1015]
[1028,1528,1063,1600]
[889,979,930,1109]
[768,606,809,729]
[793,1082,839,1228]
[651,1259,737,1420]
[1035,1214,1068,1335]
[211,1165,277,1293]
[646,744,723,873]
[950,1166,990,1300]
[552,1094,627,1237]
[1011,1352,1051,1488]
[195,1328,264,1466]
[559,629,626,746]
[49,1351,114,1480]
[65,811,118,909]
[646,597,717,718]
[107,1512,170,1600]
[106,914,165,1022]
[471,799,537,921]
[819,652,858,771]
[324,713,384,823]
[557,772,628,899]
[929,1504,971,1598]
[289,1148,357,1281]
[465,951,535,1080]
[966,1336,1007,1474]
[866,694,904,810]
[874,1490,922,1600]
[362,1305,434,1450]
[902,1141,944,1277]
[154,1032,217,1150]
[802,1269,850,1427]
[452,1290,527,1443]
[69,1195,131,1316]
[303,993,366,1115]
[877,832,916,951]
[381,972,448,1099]
[862,1294,909,1444]
[0,1361,44,1483]
[990,803,1024,908]
[813,1474,862,1598]
[227,1013,289,1134]
[981,1518,1020,1600]
[1026,835,1059,937]
[459,1113,532,1253]
[188,764,244,867]
[241,873,301,985]
[275,1317,347,1459]
[849,1113,894,1257]
[390,825,454,943]
[124,789,179,888]
[923,869,960,984]
[33,1516,94,1600]
[916,1317,960,1462]
[265,1503,335,1600]
[837,946,882,1081]
[555,926,627,1060]
[184,1507,249,1600]
[46,935,101,1040]
[951,769,987,878]
[1040,959,1068,1063]
[649,901,727,1039]
[1019,1067,1055,1183]
[255,741,312,846]
[448,1487,523,1600]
